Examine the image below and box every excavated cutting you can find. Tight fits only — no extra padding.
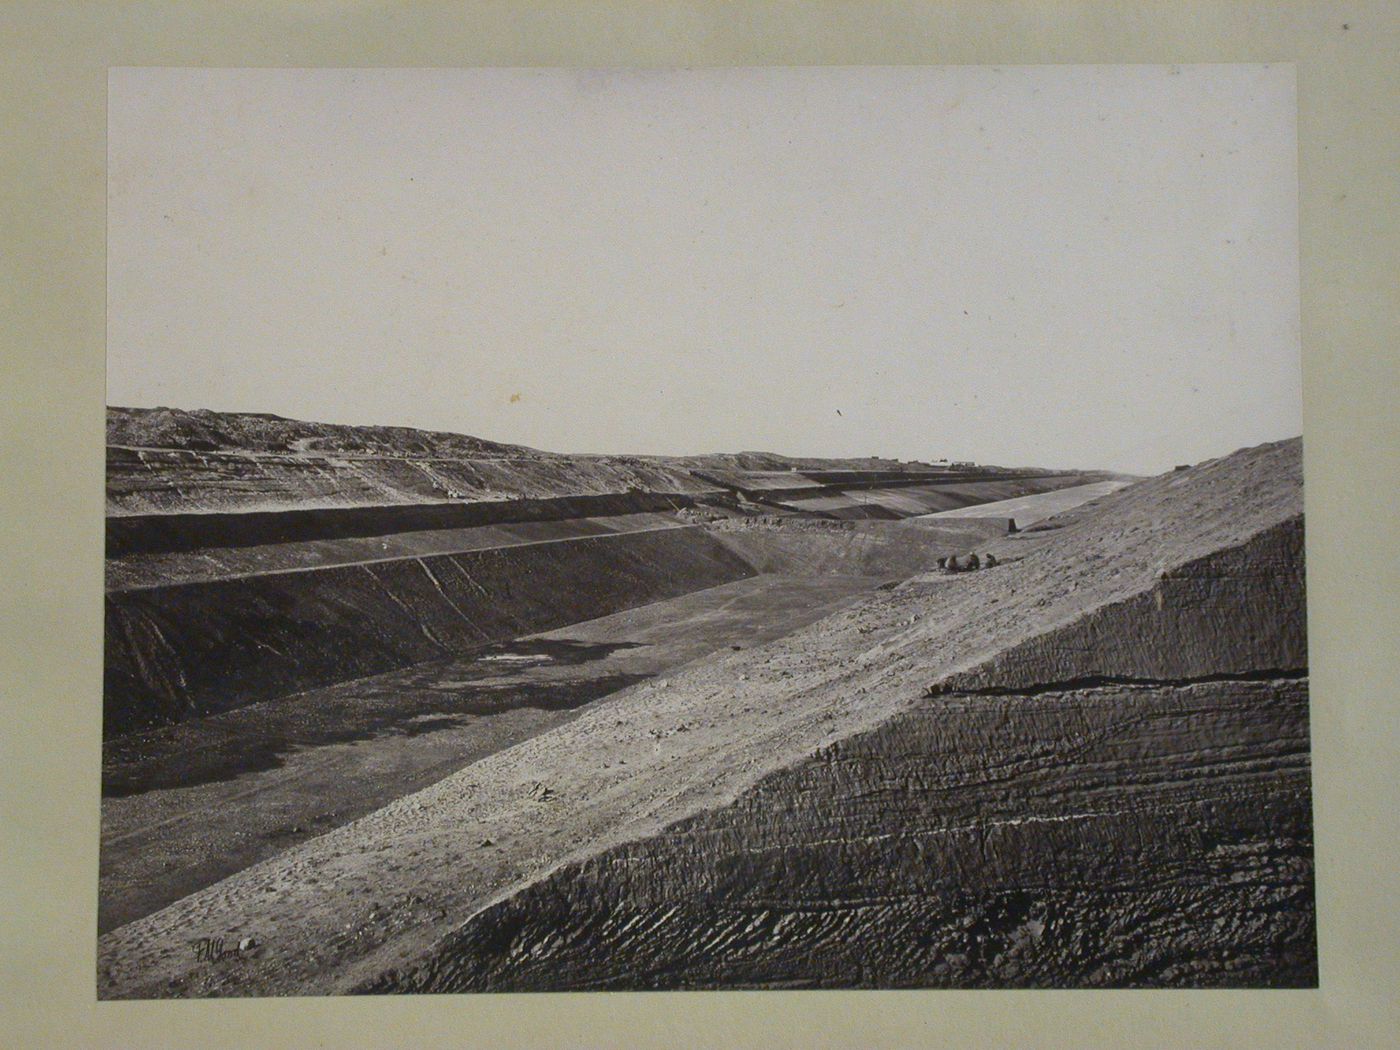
[364,676,1311,991]
[104,525,755,737]
[931,515,1306,694]
[354,445,1311,992]
[95,437,1310,998]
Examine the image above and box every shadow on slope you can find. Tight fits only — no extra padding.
[103,639,648,797]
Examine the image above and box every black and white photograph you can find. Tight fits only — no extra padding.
[98,64,1312,998]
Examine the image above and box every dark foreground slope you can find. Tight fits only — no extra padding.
[104,526,754,737]
[97,438,1309,997]
[383,677,1308,990]
[99,574,885,935]
[376,509,1309,991]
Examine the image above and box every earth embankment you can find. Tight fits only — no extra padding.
[369,675,1310,991]
[933,515,1305,693]
[106,491,710,556]
[107,445,720,517]
[104,525,754,737]
[769,475,1099,519]
[95,439,1308,997]
[919,479,1132,529]
[706,518,1006,576]
[366,487,1310,990]
[104,409,1110,740]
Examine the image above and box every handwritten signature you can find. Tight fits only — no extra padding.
[194,936,256,962]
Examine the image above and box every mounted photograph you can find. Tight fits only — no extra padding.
[99,64,1310,997]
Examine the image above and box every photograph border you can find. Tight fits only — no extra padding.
[4,2,1398,1046]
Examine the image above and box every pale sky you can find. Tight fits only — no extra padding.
[108,66,1300,474]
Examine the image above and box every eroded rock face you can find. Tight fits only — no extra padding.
[366,678,1311,991]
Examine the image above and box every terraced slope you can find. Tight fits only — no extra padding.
[107,407,1099,517]
[103,408,1106,740]
[772,476,1100,519]
[706,518,1009,577]
[106,445,719,516]
[97,438,1308,997]
[107,407,724,515]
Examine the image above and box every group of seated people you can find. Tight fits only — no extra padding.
[937,552,998,573]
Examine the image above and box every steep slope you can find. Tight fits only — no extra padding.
[103,407,1109,741]
[104,525,755,737]
[368,503,1309,990]
[932,516,1305,693]
[96,438,1308,997]
[371,676,1309,990]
